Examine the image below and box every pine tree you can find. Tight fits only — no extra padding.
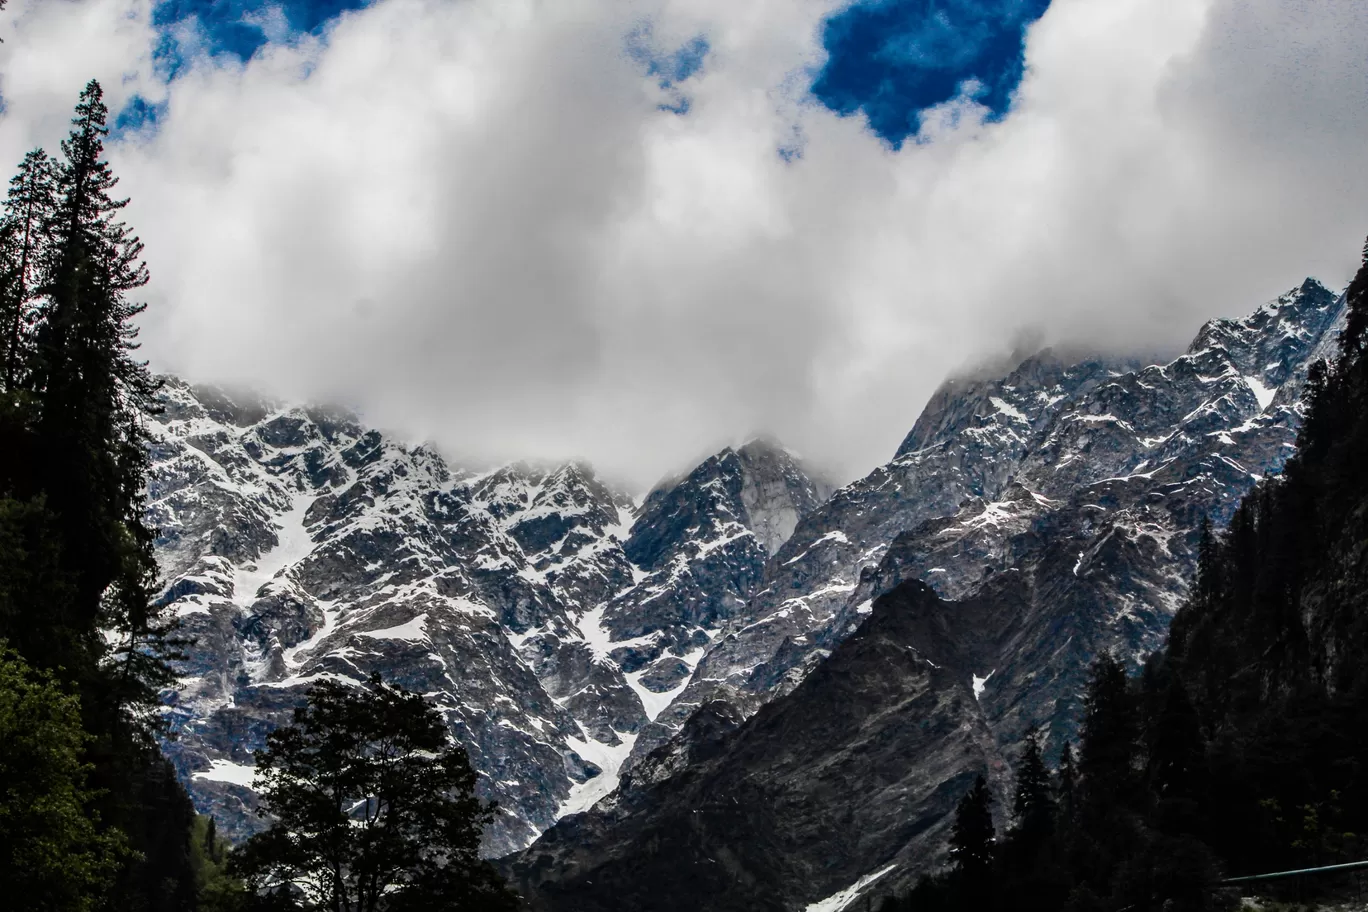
[1057,741,1078,826]
[30,79,169,707]
[0,80,195,912]
[1340,234,1368,363]
[949,775,995,878]
[1146,681,1207,837]
[1078,652,1140,808]
[1192,516,1219,609]
[1012,724,1056,840]
[0,149,56,392]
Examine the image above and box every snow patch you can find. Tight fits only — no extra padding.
[989,396,1028,422]
[232,489,316,611]
[1245,376,1276,411]
[575,604,617,664]
[192,758,257,788]
[357,613,429,642]
[624,645,706,722]
[783,530,850,566]
[557,731,639,818]
[972,671,995,701]
[805,864,898,912]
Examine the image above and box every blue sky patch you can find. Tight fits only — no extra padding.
[812,0,1052,146]
[112,95,167,137]
[127,1,1047,145]
[625,27,710,116]
[151,0,372,75]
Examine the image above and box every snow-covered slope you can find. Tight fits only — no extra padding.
[148,388,829,853]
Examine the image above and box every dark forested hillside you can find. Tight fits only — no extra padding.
[876,241,1368,912]
[1163,237,1368,876]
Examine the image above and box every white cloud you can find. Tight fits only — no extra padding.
[1,0,1365,489]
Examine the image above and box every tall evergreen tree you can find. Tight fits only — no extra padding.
[949,775,995,878]
[0,81,195,912]
[1012,724,1056,840]
[1191,516,1218,609]
[1077,652,1140,808]
[1056,741,1078,827]
[0,148,56,391]
[29,79,170,707]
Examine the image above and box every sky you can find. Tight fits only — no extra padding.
[0,0,1366,490]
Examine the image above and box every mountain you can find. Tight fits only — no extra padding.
[146,387,830,855]
[644,278,1344,755]
[506,278,1348,909]
[156,275,1343,890]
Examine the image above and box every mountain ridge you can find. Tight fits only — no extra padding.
[151,277,1344,886]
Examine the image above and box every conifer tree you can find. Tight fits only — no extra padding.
[30,79,169,708]
[949,775,995,878]
[1146,681,1207,836]
[1078,652,1140,808]
[0,80,194,912]
[1191,516,1219,609]
[1012,724,1056,840]
[1341,235,1368,363]
[1057,741,1078,826]
[0,149,56,391]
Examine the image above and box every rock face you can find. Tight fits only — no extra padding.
[508,580,1015,912]
[148,384,830,855]
[507,279,1348,909]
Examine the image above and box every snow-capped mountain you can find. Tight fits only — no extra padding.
[147,388,829,854]
[158,274,1343,896]
[506,279,1348,910]
[648,278,1344,751]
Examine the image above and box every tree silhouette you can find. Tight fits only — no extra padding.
[233,675,521,911]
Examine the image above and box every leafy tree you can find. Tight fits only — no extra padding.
[0,644,123,910]
[233,675,521,911]
[190,815,249,912]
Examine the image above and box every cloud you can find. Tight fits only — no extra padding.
[0,0,1365,490]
